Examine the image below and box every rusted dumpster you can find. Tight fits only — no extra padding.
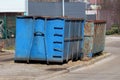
[82,20,106,60]
[82,21,94,60]
[92,20,106,54]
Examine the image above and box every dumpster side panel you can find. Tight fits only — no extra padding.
[82,21,94,60]
[92,23,106,54]
[83,37,93,59]
[67,20,85,60]
[30,19,46,60]
[15,17,34,61]
[64,20,71,61]
[46,19,65,62]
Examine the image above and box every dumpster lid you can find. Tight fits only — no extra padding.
[17,16,84,21]
[36,16,84,21]
[87,20,106,24]
[94,20,106,24]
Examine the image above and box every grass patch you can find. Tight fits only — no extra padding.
[106,24,120,35]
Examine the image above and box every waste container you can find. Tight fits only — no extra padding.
[15,16,85,63]
[92,20,106,54]
[45,18,85,62]
[82,20,106,60]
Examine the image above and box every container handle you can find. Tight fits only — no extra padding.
[34,32,44,36]
[54,48,63,52]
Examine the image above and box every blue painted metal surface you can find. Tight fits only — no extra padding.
[46,18,65,62]
[15,17,34,61]
[15,16,85,63]
[30,18,46,60]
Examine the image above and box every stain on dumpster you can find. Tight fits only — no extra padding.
[92,21,106,54]
[84,22,94,36]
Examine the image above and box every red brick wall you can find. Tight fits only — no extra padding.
[89,0,103,4]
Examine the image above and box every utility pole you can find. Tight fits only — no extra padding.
[62,0,65,17]
[24,0,28,16]
[95,0,98,20]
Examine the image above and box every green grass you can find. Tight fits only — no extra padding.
[106,24,120,35]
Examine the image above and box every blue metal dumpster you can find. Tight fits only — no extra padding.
[46,18,85,62]
[15,16,85,63]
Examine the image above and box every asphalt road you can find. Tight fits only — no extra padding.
[49,36,120,80]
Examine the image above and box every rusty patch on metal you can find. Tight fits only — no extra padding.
[83,37,93,57]
[84,22,94,36]
[92,23,106,53]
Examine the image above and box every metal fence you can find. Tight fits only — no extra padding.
[0,13,21,49]
[0,14,16,39]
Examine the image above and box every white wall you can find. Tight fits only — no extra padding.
[0,0,26,12]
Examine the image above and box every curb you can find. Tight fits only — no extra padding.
[67,53,111,72]
[37,52,112,80]
[36,70,69,80]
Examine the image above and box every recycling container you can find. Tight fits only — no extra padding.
[45,18,85,62]
[15,16,85,63]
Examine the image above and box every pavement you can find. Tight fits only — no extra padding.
[47,36,120,80]
[0,36,117,80]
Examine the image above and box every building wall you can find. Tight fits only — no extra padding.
[89,0,104,4]
[29,0,83,2]
[28,2,86,18]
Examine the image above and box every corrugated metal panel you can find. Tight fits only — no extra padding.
[28,2,86,18]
